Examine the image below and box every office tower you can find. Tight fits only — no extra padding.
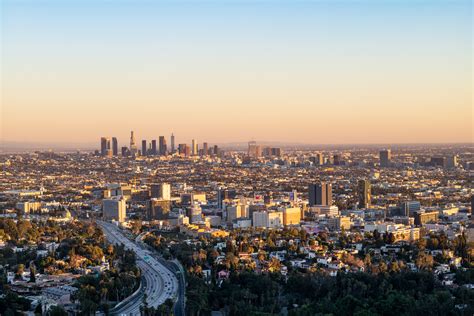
[272,147,282,157]
[401,201,421,217]
[445,155,458,169]
[203,142,208,156]
[357,179,371,209]
[170,133,175,153]
[333,154,341,166]
[213,145,219,156]
[151,140,157,155]
[142,140,147,156]
[317,153,323,165]
[100,137,111,156]
[150,183,171,200]
[103,197,126,222]
[178,144,186,155]
[252,211,283,228]
[248,141,262,158]
[130,131,137,157]
[281,207,301,226]
[380,149,391,167]
[191,139,198,156]
[112,137,118,156]
[159,136,167,155]
[148,198,171,220]
[308,183,332,206]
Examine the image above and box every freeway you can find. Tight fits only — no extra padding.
[98,221,179,316]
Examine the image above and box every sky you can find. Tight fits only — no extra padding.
[1,0,472,146]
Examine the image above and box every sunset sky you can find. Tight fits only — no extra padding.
[1,0,472,146]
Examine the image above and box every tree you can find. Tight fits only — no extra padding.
[29,262,36,283]
[15,264,25,280]
[47,305,68,316]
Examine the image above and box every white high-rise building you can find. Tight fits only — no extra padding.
[252,211,283,228]
[103,197,127,222]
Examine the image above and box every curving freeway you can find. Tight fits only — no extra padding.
[98,221,179,316]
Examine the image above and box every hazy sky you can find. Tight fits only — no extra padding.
[1,0,472,145]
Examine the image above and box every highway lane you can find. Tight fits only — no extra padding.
[98,221,179,316]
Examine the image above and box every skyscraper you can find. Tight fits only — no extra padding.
[100,137,111,156]
[380,149,391,167]
[103,197,127,222]
[191,139,198,156]
[151,140,157,155]
[112,137,118,156]
[141,140,147,156]
[130,131,137,157]
[159,136,167,155]
[203,142,208,156]
[170,133,175,153]
[150,183,171,200]
[308,183,332,206]
[357,179,371,209]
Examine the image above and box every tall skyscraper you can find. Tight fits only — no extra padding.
[151,140,157,155]
[357,179,371,209]
[100,137,112,157]
[130,131,137,157]
[191,139,198,156]
[170,133,175,153]
[112,137,118,156]
[308,183,332,206]
[203,142,208,156]
[380,149,391,167]
[141,140,147,156]
[159,136,167,155]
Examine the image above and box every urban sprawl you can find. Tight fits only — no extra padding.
[0,132,473,315]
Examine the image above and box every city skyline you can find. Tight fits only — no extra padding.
[2,0,472,145]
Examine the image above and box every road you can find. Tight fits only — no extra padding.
[98,221,179,316]
[135,231,186,316]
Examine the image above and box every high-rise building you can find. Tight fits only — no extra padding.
[170,133,175,153]
[445,155,458,169]
[103,197,126,222]
[130,131,137,157]
[400,201,421,217]
[112,137,118,156]
[150,183,171,200]
[100,137,112,156]
[203,142,208,156]
[159,136,167,155]
[281,207,301,226]
[148,198,171,220]
[357,179,371,209]
[308,183,332,206]
[380,149,391,167]
[248,141,262,158]
[191,139,198,156]
[142,140,147,156]
[151,140,157,155]
[252,211,283,228]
